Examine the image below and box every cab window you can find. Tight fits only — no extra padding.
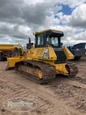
[46,36,59,47]
[37,34,44,46]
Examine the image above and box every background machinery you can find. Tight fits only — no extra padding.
[6,29,78,83]
[68,43,86,60]
[0,44,22,61]
[0,44,26,61]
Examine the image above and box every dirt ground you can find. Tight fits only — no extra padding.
[0,57,86,115]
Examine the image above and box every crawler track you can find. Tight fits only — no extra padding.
[15,60,56,84]
[15,61,78,84]
[67,62,78,77]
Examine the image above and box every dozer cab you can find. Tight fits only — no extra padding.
[6,29,78,83]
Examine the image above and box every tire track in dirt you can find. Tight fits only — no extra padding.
[47,77,86,113]
[0,59,86,115]
[0,63,56,115]
[0,73,85,115]
[46,58,86,114]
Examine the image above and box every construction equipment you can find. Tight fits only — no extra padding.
[68,43,86,60]
[6,29,78,83]
[0,44,22,61]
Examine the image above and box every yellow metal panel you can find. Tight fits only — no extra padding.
[31,47,57,61]
[39,49,44,55]
[38,59,68,75]
[55,63,68,75]
[48,47,57,60]
[6,56,25,69]
[62,47,74,60]
[0,44,22,51]
[32,48,45,59]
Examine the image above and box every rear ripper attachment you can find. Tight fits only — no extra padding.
[15,60,56,84]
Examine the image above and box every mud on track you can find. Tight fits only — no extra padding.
[0,57,86,115]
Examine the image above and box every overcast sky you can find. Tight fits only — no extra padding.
[0,0,86,46]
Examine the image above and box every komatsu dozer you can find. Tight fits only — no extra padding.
[6,29,78,83]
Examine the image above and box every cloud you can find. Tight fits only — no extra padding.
[0,0,86,46]
[0,23,31,38]
[22,3,52,26]
[0,0,54,44]
[0,0,24,23]
[0,0,53,26]
[68,4,86,28]
[54,0,86,8]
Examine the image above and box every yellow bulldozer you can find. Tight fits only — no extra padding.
[6,29,78,83]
